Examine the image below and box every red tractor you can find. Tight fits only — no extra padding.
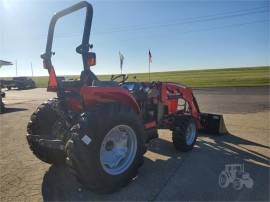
[26,1,226,193]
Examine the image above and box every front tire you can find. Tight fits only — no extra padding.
[172,115,198,152]
[66,103,145,193]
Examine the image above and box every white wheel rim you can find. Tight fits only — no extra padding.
[100,125,137,175]
[185,122,196,145]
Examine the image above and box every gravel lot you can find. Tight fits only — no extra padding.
[0,87,269,201]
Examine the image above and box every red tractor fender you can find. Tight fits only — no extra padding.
[80,86,140,113]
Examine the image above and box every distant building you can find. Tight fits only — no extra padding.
[0,60,13,68]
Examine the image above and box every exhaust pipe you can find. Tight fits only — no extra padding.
[199,113,227,135]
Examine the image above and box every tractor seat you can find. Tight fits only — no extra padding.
[80,70,119,87]
[58,80,82,88]
[92,80,119,87]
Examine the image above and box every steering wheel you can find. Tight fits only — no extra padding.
[111,74,129,84]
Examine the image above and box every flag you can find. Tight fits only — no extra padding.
[148,50,152,81]
[119,51,124,73]
[149,50,152,63]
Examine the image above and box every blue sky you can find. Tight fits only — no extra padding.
[0,0,269,77]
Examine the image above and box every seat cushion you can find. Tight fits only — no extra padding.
[92,80,119,87]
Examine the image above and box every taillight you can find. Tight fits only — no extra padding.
[87,57,96,66]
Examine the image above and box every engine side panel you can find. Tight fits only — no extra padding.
[80,86,140,113]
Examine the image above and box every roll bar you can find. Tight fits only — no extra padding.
[41,1,93,71]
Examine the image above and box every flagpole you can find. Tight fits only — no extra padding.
[15,60,18,77]
[148,50,151,82]
[120,54,122,74]
[31,62,33,77]
[148,59,150,81]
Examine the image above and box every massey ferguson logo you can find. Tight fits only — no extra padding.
[219,164,254,190]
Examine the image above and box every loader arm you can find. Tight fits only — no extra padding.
[160,82,202,129]
[160,82,227,134]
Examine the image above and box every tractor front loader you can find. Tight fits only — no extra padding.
[26,1,227,193]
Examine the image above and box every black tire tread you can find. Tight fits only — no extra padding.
[172,115,197,152]
[27,100,65,164]
[66,103,145,193]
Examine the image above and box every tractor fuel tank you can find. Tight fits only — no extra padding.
[199,113,227,135]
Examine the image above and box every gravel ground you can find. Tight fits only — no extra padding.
[0,87,269,201]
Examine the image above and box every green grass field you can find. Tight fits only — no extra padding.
[2,66,270,88]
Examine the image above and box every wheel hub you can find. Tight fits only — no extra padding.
[100,125,137,175]
[51,120,67,140]
[105,140,114,151]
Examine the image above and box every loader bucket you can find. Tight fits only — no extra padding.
[199,113,227,135]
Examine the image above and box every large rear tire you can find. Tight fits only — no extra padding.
[27,99,69,164]
[172,115,198,152]
[66,103,145,193]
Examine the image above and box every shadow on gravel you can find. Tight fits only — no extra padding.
[2,107,28,114]
[42,133,270,201]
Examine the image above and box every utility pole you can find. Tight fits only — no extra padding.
[31,62,33,77]
[15,60,18,77]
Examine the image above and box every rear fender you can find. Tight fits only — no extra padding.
[80,86,140,114]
